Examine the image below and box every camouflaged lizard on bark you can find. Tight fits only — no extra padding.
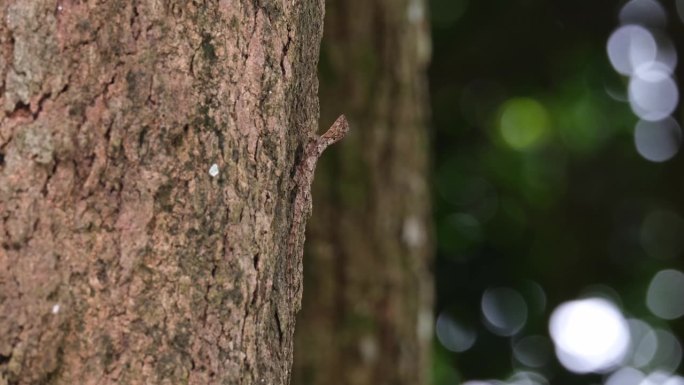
[287,114,349,306]
[273,115,349,349]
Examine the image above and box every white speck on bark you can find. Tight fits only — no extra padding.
[52,304,60,314]
[417,308,433,341]
[402,215,426,248]
[407,0,424,23]
[209,163,219,177]
[359,335,379,363]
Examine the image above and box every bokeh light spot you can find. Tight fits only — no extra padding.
[664,375,684,385]
[579,284,624,309]
[642,371,674,385]
[619,0,667,27]
[481,287,528,336]
[628,70,678,121]
[498,98,549,150]
[549,298,629,373]
[507,371,548,385]
[435,311,477,353]
[652,329,683,371]
[651,31,678,74]
[607,25,657,76]
[646,269,684,320]
[513,335,553,368]
[605,366,645,385]
[634,118,681,162]
[627,319,658,368]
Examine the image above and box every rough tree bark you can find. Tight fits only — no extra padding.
[292,0,433,384]
[0,1,325,384]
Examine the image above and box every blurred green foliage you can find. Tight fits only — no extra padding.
[429,0,684,384]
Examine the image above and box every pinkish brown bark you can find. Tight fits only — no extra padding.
[0,1,324,384]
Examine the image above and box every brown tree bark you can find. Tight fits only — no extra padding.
[0,1,324,384]
[293,0,433,384]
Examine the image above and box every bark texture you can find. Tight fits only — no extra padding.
[0,1,324,384]
[292,0,433,384]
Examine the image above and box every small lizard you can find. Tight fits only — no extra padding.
[273,115,349,348]
[287,114,349,306]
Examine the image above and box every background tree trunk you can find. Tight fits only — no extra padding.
[0,1,324,384]
[292,0,433,384]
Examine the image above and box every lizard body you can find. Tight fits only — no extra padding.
[286,114,349,308]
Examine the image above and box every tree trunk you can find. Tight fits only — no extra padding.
[0,1,324,384]
[292,0,433,384]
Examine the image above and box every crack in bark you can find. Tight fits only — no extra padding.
[5,100,31,120]
[41,159,59,197]
[202,263,217,328]
[3,85,57,124]
[274,306,283,347]
[280,26,291,77]
[31,92,50,119]
[238,309,251,377]
[0,352,10,365]
[131,1,141,40]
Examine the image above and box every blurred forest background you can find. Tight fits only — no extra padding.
[429,0,684,384]
[291,0,684,384]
